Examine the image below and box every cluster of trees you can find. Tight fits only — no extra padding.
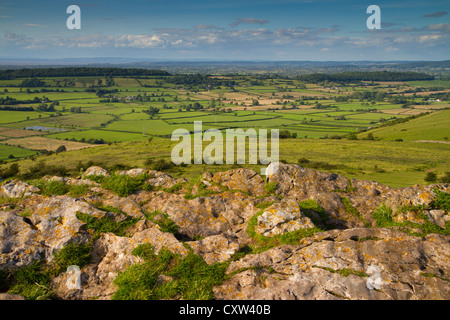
[36,103,55,112]
[297,71,434,83]
[0,67,171,80]
[89,88,119,97]
[70,107,82,113]
[0,106,34,111]
[20,78,47,87]
[0,96,43,105]
[348,91,386,102]
[143,106,160,117]
[425,171,450,184]
[64,137,106,144]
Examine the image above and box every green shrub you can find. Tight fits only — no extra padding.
[264,182,277,194]
[52,242,92,274]
[100,174,149,197]
[68,184,90,197]
[150,159,174,172]
[432,189,450,212]
[7,261,53,300]
[144,210,179,235]
[424,172,437,183]
[76,212,139,237]
[20,160,68,179]
[372,204,394,228]
[40,180,69,196]
[113,245,228,300]
[0,163,20,179]
[440,172,450,183]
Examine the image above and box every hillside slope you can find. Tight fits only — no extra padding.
[359,108,450,142]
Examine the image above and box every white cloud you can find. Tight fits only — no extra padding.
[419,34,442,43]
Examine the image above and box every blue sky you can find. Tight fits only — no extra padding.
[0,0,449,61]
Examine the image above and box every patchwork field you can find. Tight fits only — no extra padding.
[1,136,96,152]
[0,70,448,187]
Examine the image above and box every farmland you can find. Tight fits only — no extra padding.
[0,68,449,187]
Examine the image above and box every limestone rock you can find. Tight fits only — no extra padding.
[116,168,148,177]
[426,209,449,229]
[266,163,349,199]
[146,170,185,189]
[1,180,40,198]
[212,168,266,197]
[52,225,189,300]
[189,234,240,264]
[42,175,98,187]
[20,195,105,261]
[217,228,450,300]
[83,166,109,177]
[255,198,315,237]
[0,211,43,269]
[0,166,449,300]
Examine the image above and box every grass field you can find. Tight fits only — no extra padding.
[0,144,37,161]
[359,109,450,141]
[0,73,449,187]
[3,137,448,187]
[1,136,96,152]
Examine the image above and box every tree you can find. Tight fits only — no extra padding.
[56,145,67,154]
[424,172,437,183]
[0,163,20,179]
[439,172,450,183]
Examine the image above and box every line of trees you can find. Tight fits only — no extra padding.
[0,96,44,105]
[296,71,434,83]
[0,67,171,80]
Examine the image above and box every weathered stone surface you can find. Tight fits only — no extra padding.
[83,166,110,177]
[0,166,449,300]
[189,234,240,264]
[42,175,98,187]
[426,209,449,229]
[23,195,105,259]
[255,198,315,237]
[1,194,106,269]
[1,180,40,198]
[266,163,349,199]
[52,225,189,300]
[212,168,266,197]
[216,228,450,300]
[116,168,148,177]
[143,191,258,240]
[0,211,43,269]
[146,170,183,189]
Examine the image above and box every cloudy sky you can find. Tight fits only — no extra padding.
[0,0,449,61]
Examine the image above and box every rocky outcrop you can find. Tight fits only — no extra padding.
[0,164,449,300]
[215,228,450,300]
[255,198,315,237]
[1,180,40,198]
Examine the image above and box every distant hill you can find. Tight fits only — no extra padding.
[396,60,450,69]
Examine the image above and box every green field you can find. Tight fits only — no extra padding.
[0,71,449,186]
[359,109,450,141]
[0,144,37,160]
